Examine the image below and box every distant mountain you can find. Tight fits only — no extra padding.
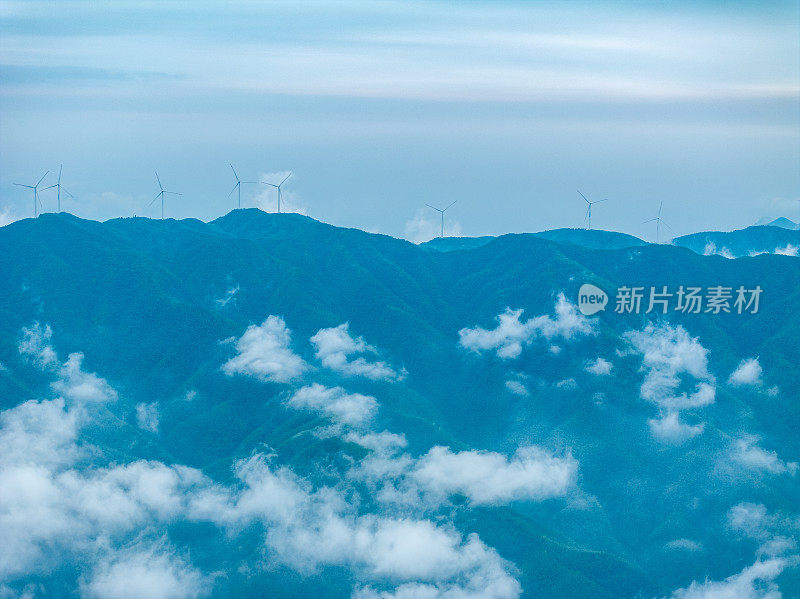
[754,216,800,230]
[421,229,646,253]
[420,235,495,252]
[529,228,647,250]
[674,225,800,258]
[1,210,798,599]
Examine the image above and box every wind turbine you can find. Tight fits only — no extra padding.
[578,190,607,230]
[42,164,73,212]
[148,172,181,220]
[14,171,49,217]
[643,201,673,243]
[228,164,259,209]
[263,173,292,213]
[425,200,458,238]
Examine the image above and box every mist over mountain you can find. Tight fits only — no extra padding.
[674,225,800,259]
[1,210,798,599]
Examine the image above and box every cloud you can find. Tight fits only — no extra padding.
[0,206,20,227]
[18,323,58,368]
[222,316,308,383]
[667,557,792,599]
[774,244,799,256]
[255,171,307,215]
[625,323,715,443]
[504,380,529,396]
[585,357,612,376]
[136,402,159,434]
[648,412,704,445]
[310,323,403,382]
[214,285,239,307]
[287,384,378,428]
[665,539,703,552]
[52,353,118,405]
[702,242,736,259]
[82,542,211,599]
[459,294,594,359]
[3,329,528,599]
[729,436,798,476]
[728,358,763,387]
[404,209,462,244]
[411,446,577,506]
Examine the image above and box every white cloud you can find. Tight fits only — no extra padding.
[668,557,791,599]
[18,323,58,368]
[255,172,307,215]
[585,357,612,376]
[728,358,763,387]
[774,244,798,256]
[703,242,736,259]
[310,323,403,382]
[0,206,20,227]
[729,436,798,476]
[136,402,159,434]
[287,384,378,428]
[82,542,211,599]
[459,294,594,359]
[625,324,716,444]
[411,446,577,506]
[214,285,239,307]
[52,353,118,405]
[727,503,772,540]
[665,539,703,552]
[222,316,308,383]
[404,209,462,244]
[504,380,529,396]
[648,411,704,445]
[2,328,534,598]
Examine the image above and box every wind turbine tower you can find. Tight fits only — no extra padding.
[263,173,292,213]
[14,171,49,217]
[228,164,259,209]
[643,201,673,243]
[578,190,607,230]
[148,172,182,220]
[425,200,458,238]
[42,164,73,212]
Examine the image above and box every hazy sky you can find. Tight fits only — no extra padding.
[1,0,798,241]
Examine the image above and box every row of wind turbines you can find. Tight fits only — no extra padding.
[14,164,293,220]
[13,166,673,242]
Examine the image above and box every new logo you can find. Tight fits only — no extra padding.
[578,283,608,315]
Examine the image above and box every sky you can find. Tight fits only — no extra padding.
[0,0,798,241]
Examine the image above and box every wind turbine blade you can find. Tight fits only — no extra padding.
[63,188,74,198]
[242,181,258,184]
[661,221,674,232]
[425,204,442,212]
[36,171,49,187]
[42,184,58,190]
[58,164,63,183]
[280,173,292,186]
[229,164,240,182]
[14,183,34,188]
[155,171,163,190]
[577,190,590,204]
[228,183,238,198]
[148,192,161,207]
[444,200,458,211]
[595,198,608,204]
[642,218,657,224]
[658,201,663,218]
[262,182,278,188]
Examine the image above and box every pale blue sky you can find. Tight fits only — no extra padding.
[1,0,798,240]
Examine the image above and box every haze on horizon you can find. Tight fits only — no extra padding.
[1,0,798,242]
